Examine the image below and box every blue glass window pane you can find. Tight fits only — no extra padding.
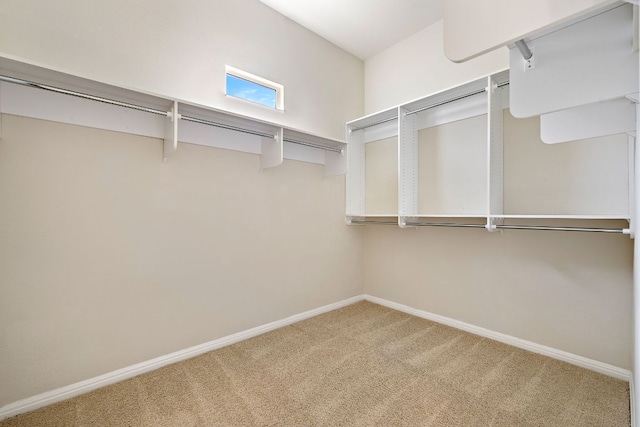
[226,74,277,109]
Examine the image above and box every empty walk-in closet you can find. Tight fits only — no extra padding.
[0,0,637,426]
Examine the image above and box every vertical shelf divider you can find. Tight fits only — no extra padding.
[163,100,179,162]
[398,105,419,227]
[346,124,366,224]
[630,133,637,239]
[0,81,3,140]
[487,74,504,231]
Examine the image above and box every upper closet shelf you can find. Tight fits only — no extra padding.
[0,57,346,175]
[443,0,620,62]
[509,3,637,119]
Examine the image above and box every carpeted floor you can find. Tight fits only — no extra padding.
[0,301,630,426]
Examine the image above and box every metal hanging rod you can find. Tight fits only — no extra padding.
[515,40,533,60]
[349,221,399,226]
[494,224,627,234]
[0,74,169,116]
[179,115,274,139]
[349,116,398,133]
[283,137,343,153]
[404,81,510,116]
[405,222,486,229]
[0,74,343,153]
[349,81,510,133]
[351,220,628,234]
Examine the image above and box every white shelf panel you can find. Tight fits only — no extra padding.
[443,0,618,62]
[402,78,488,114]
[510,4,638,118]
[363,120,397,143]
[345,67,631,235]
[347,107,397,131]
[411,214,487,218]
[414,93,487,132]
[0,56,344,170]
[540,97,636,144]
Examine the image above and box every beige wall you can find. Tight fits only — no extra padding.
[504,112,629,216]
[365,137,398,215]
[0,0,363,141]
[362,21,632,370]
[360,109,632,368]
[418,115,487,215]
[0,114,363,405]
[363,225,632,369]
[364,21,508,115]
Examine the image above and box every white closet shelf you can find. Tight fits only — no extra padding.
[345,68,633,236]
[0,56,346,174]
[412,214,486,218]
[349,214,628,220]
[347,107,398,132]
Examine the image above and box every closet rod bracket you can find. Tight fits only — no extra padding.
[515,39,535,71]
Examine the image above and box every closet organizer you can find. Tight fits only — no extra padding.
[345,70,633,236]
[0,57,346,175]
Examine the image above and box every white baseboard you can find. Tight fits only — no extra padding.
[363,295,632,382]
[631,374,636,427]
[1,293,632,421]
[0,295,364,421]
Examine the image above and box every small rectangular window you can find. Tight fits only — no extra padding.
[225,66,284,110]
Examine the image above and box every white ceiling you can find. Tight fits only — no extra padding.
[258,0,443,60]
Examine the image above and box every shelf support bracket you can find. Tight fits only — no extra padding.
[163,101,179,162]
[324,146,347,176]
[260,127,283,170]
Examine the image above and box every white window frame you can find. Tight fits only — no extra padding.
[225,65,284,111]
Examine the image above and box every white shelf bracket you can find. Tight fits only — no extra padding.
[324,146,346,176]
[260,127,283,171]
[163,101,179,163]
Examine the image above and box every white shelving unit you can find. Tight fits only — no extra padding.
[345,107,398,223]
[345,69,633,236]
[0,56,346,175]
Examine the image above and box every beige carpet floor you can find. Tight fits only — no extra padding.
[0,301,630,426]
